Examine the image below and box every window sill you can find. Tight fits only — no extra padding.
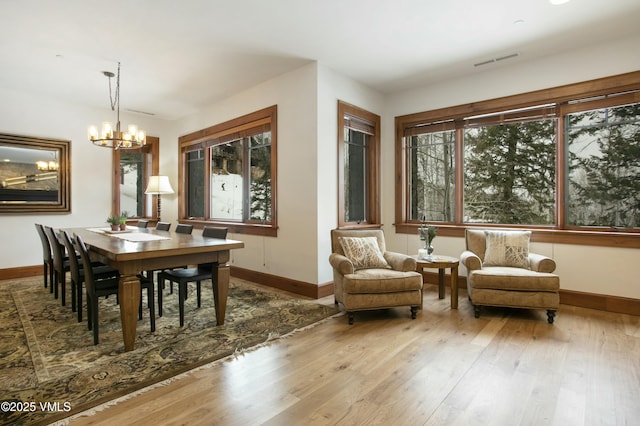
[180,219,277,237]
[394,223,640,249]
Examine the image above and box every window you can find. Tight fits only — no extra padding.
[566,100,640,228]
[338,101,380,228]
[178,106,277,236]
[463,108,556,225]
[112,136,159,218]
[395,72,640,247]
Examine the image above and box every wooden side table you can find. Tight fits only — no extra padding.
[414,255,460,309]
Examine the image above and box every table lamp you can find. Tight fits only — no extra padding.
[145,176,174,221]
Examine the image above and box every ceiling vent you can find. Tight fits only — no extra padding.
[474,53,520,67]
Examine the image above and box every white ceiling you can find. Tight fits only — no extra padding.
[1,0,639,120]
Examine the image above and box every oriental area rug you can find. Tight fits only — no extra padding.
[0,276,339,426]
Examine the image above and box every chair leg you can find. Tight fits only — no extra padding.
[71,279,77,313]
[547,310,556,324]
[60,271,66,306]
[92,300,100,345]
[43,263,48,288]
[196,281,202,308]
[148,284,156,333]
[179,281,187,327]
[410,306,418,319]
[157,276,164,317]
[347,312,354,325]
[473,305,481,318]
[77,283,83,323]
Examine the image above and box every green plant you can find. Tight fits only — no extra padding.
[106,215,121,225]
[120,211,129,225]
[418,222,437,244]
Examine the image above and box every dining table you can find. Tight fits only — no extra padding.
[69,226,244,352]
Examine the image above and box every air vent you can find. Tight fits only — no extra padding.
[126,108,156,116]
[474,53,520,67]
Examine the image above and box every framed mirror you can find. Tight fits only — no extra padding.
[0,133,71,213]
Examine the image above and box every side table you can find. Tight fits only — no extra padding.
[414,255,460,309]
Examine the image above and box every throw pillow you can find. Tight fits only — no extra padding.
[483,230,531,269]
[338,236,390,270]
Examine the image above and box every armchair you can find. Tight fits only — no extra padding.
[461,229,559,323]
[329,229,423,324]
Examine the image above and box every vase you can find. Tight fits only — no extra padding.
[418,242,434,260]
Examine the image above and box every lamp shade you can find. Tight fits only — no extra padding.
[145,176,174,195]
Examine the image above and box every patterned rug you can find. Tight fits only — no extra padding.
[0,276,338,425]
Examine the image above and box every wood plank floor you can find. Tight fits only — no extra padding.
[67,284,640,425]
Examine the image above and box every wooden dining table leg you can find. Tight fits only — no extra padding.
[119,274,141,352]
[450,265,459,309]
[211,259,230,326]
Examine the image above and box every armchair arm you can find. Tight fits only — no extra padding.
[384,251,417,272]
[460,250,482,271]
[329,253,355,275]
[528,253,556,273]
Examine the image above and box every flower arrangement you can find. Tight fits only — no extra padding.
[418,221,437,245]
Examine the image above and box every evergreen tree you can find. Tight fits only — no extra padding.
[568,104,640,227]
[464,120,555,224]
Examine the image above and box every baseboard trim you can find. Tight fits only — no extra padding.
[420,270,640,317]
[0,265,42,281]
[4,265,637,315]
[230,266,334,299]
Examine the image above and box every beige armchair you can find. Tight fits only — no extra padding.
[329,229,423,324]
[461,229,559,324]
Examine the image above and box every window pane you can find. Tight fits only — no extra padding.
[567,103,640,228]
[210,141,243,220]
[249,132,271,222]
[344,128,368,223]
[408,131,455,222]
[119,151,145,217]
[463,120,556,225]
[187,150,205,218]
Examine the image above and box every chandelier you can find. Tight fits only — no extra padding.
[88,62,146,149]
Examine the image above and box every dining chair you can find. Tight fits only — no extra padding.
[157,227,228,326]
[44,225,71,305]
[136,220,149,228]
[35,223,54,292]
[175,223,193,234]
[155,221,171,231]
[75,234,121,345]
[60,230,119,322]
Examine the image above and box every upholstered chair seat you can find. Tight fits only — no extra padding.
[461,229,560,323]
[330,229,423,324]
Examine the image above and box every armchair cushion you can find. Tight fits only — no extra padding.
[338,236,390,270]
[483,230,531,269]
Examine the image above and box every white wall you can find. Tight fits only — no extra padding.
[0,86,172,270]
[174,63,320,284]
[383,33,640,299]
[2,32,638,299]
[315,64,385,284]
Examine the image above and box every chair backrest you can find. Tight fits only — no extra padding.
[75,235,96,294]
[60,230,81,285]
[44,226,65,271]
[465,229,487,261]
[330,229,386,256]
[35,223,52,262]
[175,224,193,234]
[155,221,171,231]
[202,226,228,239]
[137,220,149,228]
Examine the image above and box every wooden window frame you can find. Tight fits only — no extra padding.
[395,71,640,248]
[338,100,381,229]
[111,136,159,220]
[178,105,278,237]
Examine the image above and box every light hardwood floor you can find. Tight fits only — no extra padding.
[67,284,640,425]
